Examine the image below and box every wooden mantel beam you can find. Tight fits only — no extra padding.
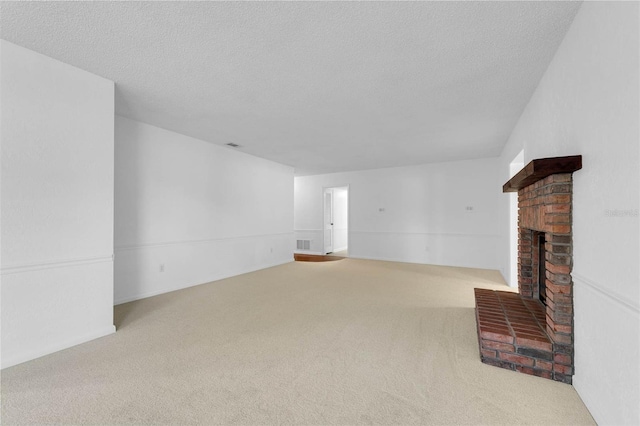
[503,155,582,193]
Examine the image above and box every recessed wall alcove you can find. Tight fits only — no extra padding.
[474,155,582,383]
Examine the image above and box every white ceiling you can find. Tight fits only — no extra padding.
[1,1,581,175]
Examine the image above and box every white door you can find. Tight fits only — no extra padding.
[323,188,334,254]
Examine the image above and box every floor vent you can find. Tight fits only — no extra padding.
[296,240,311,250]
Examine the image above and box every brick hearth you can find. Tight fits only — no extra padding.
[475,156,581,384]
[475,288,557,380]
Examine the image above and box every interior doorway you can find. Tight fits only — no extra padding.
[323,186,349,255]
[509,150,524,287]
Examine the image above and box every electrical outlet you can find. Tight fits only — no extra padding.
[159,264,164,272]
[465,206,474,212]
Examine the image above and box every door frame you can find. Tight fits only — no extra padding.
[322,184,350,255]
[509,150,524,287]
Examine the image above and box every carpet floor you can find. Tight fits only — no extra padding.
[1,259,595,425]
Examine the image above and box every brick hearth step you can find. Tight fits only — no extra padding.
[474,288,559,380]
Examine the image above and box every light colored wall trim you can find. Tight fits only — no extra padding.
[347,255,498,271]
[573,273,640,313]
[1,325,116,370]
[349,254,416,264]
[115,232,294,252]
[1,255,114,276]
[350,230,500,238]
[293,229,323,233]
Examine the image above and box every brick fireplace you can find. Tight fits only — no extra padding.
[474,155,582,383]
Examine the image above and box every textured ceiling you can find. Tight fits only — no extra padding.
[1,1,581,175]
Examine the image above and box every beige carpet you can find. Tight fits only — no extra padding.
[1,259,594,425]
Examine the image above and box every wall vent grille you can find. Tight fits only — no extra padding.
[296,240,311,250]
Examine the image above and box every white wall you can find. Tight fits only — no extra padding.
[294,158,502,270]
[1,41,115,368]
[114,117,293,304]
[498,3,639,424]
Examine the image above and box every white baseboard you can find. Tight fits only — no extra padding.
[1,325,116,370]
[349,231,500,270]
[114,258,292,305]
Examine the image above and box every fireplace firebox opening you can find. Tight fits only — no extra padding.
[537,232,547,305]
